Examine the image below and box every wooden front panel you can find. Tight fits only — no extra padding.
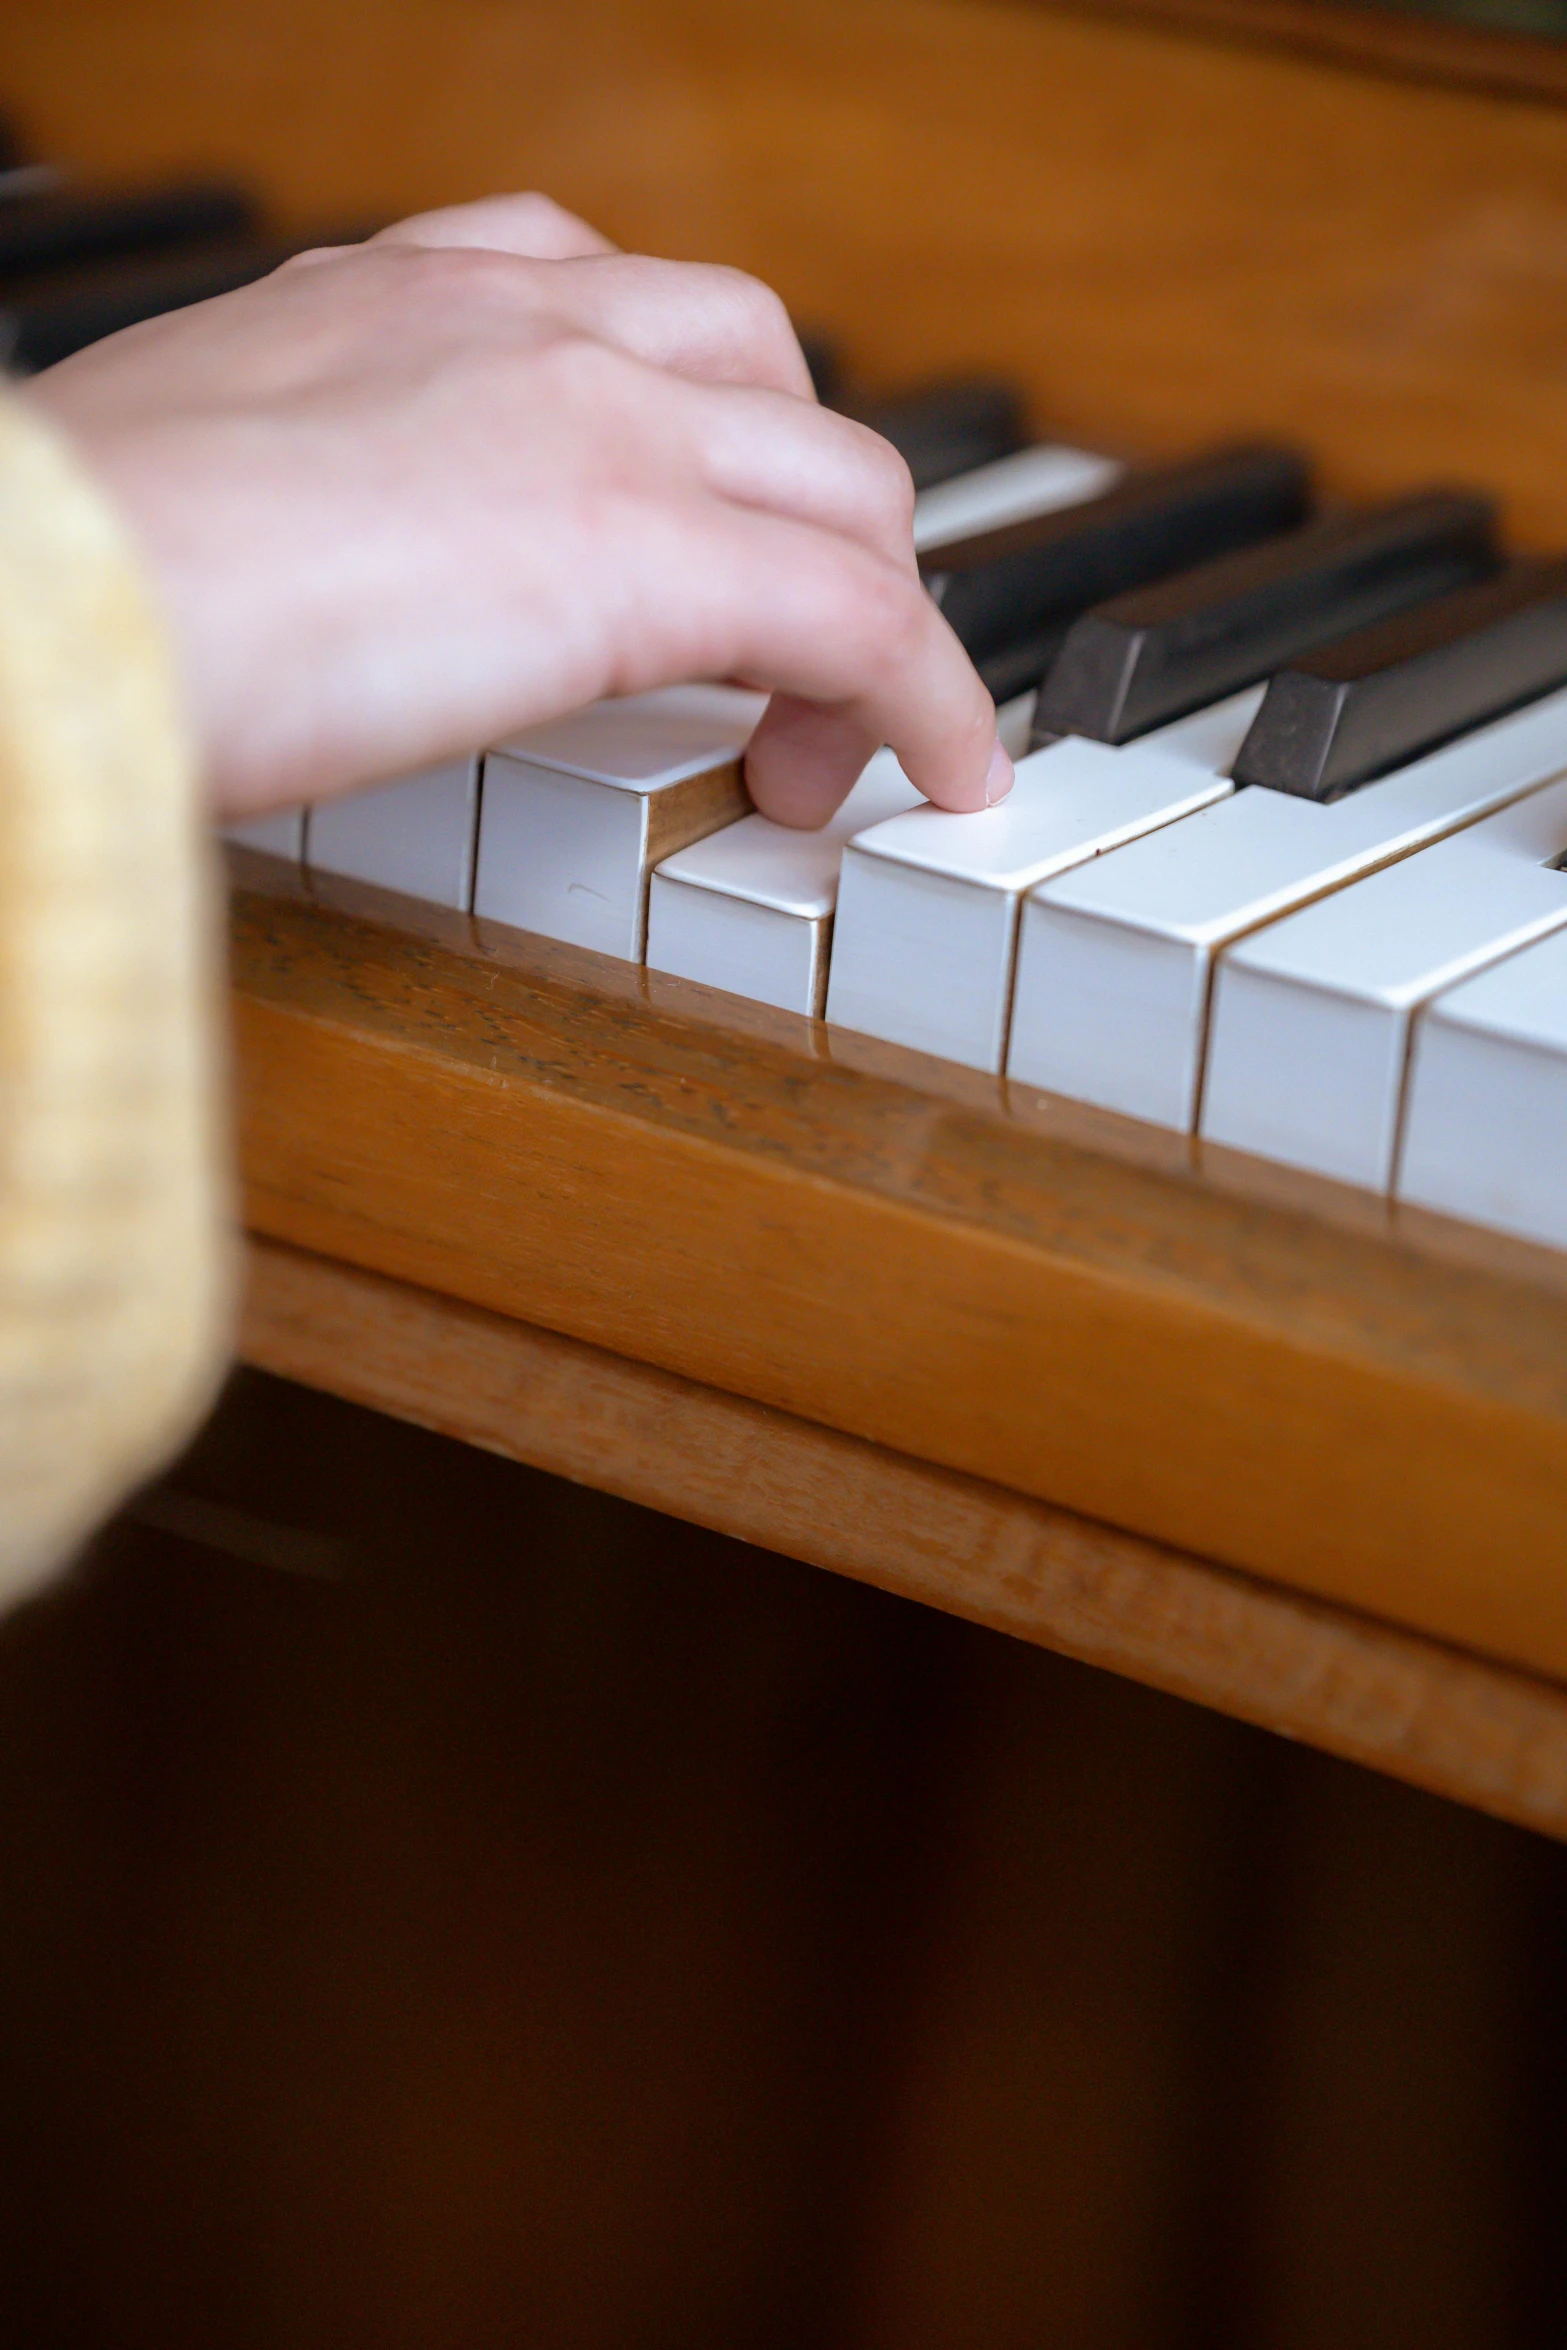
[231,871,1567,1685]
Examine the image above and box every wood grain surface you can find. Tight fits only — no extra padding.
[1046,0,1567,108]
[240,1232,1567,1842]
[230,861,1567,1686]
[644,759,750,863]
[11,0,1567,540]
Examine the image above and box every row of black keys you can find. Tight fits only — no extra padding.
[4,161,1561,803]
[926,447,1567,803]
[0,165,368,372]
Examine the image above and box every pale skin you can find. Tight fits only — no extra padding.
[25,191,1014,829]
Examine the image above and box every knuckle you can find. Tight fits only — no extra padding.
[857,563,933,676]
[510,189,569,220]
[506,190,596,245]
[695,264,801,371]
[847,418,917,533]
[533,325,640,403]
[381,241,534,320]
[726,269,796,347]
[805,548,923,675]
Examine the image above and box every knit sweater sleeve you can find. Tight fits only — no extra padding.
[0,388,232,1606]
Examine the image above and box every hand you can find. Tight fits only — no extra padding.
[24,193,1012,827]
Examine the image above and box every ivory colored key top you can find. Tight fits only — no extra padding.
[647,747,923,1016]
[1036,491,1498,745]
[645,692,1040,1018]
[911,443,1122,554]
[222,808,304,859]
[1232,557,1567,801]
[307,755,482,910]
[1399,927,1567,1250]
[474,684,763,960]
[1010,684,1567,1131]
[1202,776,1567,1189]
[823,692,1253,1073]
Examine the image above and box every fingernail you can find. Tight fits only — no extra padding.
[984,741,1015,806]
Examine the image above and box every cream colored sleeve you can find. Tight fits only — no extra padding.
[0,388,233,1607]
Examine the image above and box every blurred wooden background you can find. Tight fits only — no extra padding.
[1,1372,1564,2349]
[10,0,1567,535]
[5,0,1567,2338]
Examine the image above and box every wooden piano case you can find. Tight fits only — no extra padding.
[8,0,1567,1829]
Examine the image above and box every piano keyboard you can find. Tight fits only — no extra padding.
[226,390,1567,1261]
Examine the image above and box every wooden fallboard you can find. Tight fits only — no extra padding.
[230,854,1567,1686]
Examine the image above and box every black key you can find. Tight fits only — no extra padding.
[1232,558,1567,801]
[921,443,1311,669]
[848,378,1027,491]
[977,630,1072,706]
[0,179,259,286]
[1035,490,1500,745]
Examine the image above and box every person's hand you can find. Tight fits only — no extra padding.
[24,193,1012,828]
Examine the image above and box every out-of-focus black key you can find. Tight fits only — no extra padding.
[0,179,259,284]
[849,378,1027,491]
[1232,558,1567,801]
[3,229,379,371]
[795,329,843,406]
[3,242,285,370]
[1036,490,1500,744]
[923,443,1310,669]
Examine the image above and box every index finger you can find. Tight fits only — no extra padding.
[677,505,1012,826]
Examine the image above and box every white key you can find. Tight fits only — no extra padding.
[643,692,1038,1019]
[1011,684,1567,1130]
[911,443,1122,553]
[222,809,305,859]
[474,684,763,960]
[1400,927,1567,1249]
[1202,776,1567,1189]
[307,756,482,910]
[647,748,923,1016]
[823,693,1254,1074]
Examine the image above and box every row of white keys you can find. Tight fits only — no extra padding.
[1008,683,1567,1128]
[822,688,1259,1073]
[1201,775,1567,1188]
[227,688,761,939]
[644,691,1039,1017]
[1400,928,1567,1249]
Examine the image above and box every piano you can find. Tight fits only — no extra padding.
[17,0,1567,1833]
